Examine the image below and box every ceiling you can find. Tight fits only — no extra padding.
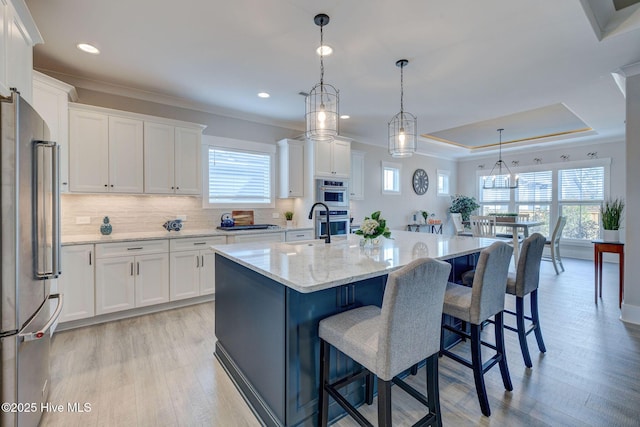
[24,0,640,158]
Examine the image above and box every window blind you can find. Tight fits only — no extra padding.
[516,170,552,202]
[558,167,604,201]
[208,148,271,204]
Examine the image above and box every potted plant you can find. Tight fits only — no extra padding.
[600,198,624,242]
[449,194,480,223]
[284,211,294,228]
[355,211,392,247]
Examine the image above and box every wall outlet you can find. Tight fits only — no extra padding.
[76,216,91,224]
[177,215,187,221]
[272,212,280,219]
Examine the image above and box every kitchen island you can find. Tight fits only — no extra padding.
[212,232,503,427]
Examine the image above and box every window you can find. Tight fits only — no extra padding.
[204,138,275,208]
[475,159,609,242]
[437,169,450,196]
[516,171,553,237]
[558,166,604,240]
[382,161,401,195]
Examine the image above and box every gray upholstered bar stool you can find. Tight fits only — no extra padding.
[440,241,513,417]
[504,233,547,368]
[318,258,451,427]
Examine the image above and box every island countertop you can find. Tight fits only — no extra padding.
[211,231,504,293]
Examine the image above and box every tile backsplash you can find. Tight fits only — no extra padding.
[61,194,295,236]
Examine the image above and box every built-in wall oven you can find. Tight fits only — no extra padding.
[315,210,350,238]
[316,179,349,207]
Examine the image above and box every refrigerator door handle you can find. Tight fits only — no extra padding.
[33,140,61,279]
[19,293,64,342]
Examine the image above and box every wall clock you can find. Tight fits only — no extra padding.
[412,168,429,195]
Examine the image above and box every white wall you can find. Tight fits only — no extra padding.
[622,70,640,324]
[348,141,458,233]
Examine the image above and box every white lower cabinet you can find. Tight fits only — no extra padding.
[95,240,169,315]
[169,236,225,300]
[226,232,284,244]
[57,244,95,322]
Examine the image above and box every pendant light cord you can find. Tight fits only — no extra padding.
[319,22,324,86]
[400,62,404,116]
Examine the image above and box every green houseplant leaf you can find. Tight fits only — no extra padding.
[600,198,624,230]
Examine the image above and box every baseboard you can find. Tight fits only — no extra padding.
[55,294,215,332]
[621,301,640,325]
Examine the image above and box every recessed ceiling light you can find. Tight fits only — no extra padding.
[340,115,350,119]
[77,43,100,54]
[257,92,270,98]
[316,45,333,56]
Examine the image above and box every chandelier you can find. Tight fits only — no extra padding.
[305,13,339,142]
[482,128,519,189]
[388,59,417,158]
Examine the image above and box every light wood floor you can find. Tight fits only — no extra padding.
[42,258,640,427]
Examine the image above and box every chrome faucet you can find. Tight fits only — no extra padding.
[308,202,331,244]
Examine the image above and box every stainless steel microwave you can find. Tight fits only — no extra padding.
[315,179,349,207]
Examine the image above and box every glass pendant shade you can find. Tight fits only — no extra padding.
[388,59,416,158]
[388,111,417,158]
[306,82,339,141]
[306,13,339,142]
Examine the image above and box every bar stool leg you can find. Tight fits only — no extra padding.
[365,371,374,405]
[531,290,546,353]
[495,312,513,391]
[377,378,392,426]
[319,339,330,427]
[470,324,491,417]
[426,354,443,427]
[515,297,532,368]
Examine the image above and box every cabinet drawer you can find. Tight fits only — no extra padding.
[285,229,314,242]
[170,236,226,252]
[95,239,168,258]
[227,232,284,244]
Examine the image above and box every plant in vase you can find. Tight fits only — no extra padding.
[449,194,480,223]
[600,198,624,242]
[421,210,434,224]
[284,211,294,228]
[354,211,392,247]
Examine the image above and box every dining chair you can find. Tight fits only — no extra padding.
[451,212,471,236]
[470,215,496,237]
[543,216,566,274]
[318,257,451,426]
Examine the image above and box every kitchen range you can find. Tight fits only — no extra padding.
[0,92,63,427]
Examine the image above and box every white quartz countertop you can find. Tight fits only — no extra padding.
[211,231,507,293]
[62,227,313,245]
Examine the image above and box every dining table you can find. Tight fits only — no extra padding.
[495,220,544,263]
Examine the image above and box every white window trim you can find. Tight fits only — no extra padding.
[202,136,276,209]
[437,169,450,196]
[381,161,402,195]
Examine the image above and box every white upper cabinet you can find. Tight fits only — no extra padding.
[1,0,42,102]
[144,122,175,194]
[69,103,205,195]
[32,71,77,193]
[144,124,202,195]
[174,126,201,195]
[69,108,109,192]
[69,107,144,193]
[278,139,304,198]
[313,137,351,178]
[108,116,144,193]
[350,150,365,200]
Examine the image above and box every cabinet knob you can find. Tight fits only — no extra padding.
[104,184,108,187]
[110,184,114,187]
[176,186,179,190]
[171,186,174,189]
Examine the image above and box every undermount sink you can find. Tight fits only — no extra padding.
[285,239,326,246]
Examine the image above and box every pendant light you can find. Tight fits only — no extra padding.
[482,128,519,189]
[388,59,417,158]
[305,13,339,142]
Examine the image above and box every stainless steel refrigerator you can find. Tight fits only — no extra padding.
[1,91,63,427]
